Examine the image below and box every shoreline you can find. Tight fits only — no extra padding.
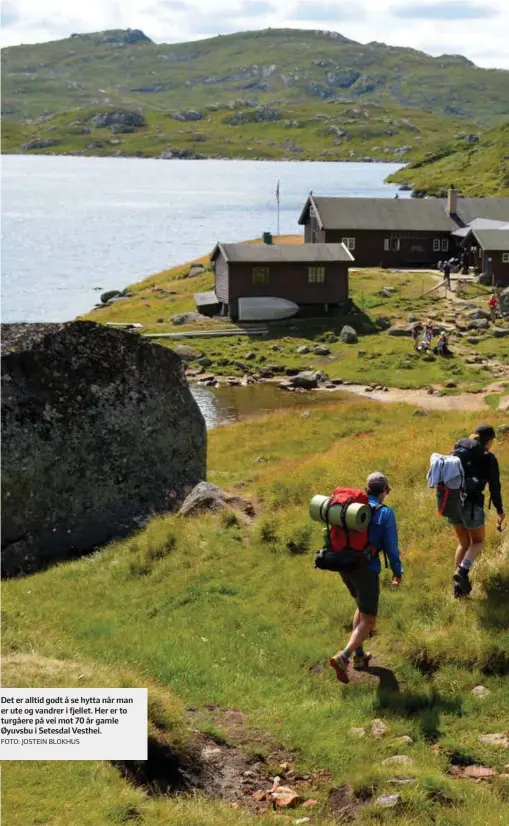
[1,151,407,167]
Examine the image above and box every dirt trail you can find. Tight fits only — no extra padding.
[341,384,509,412]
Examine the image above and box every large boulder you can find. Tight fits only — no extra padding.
[291,371,320,389]
[90,110,147,129]
[340,325,358,343]
[387,325,414,337]
[468,318,490,330]
[1,322,206,577]
[465,308,491,320]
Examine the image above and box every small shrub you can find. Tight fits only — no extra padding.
[128,556,152,578]
[286,524,313,555]
[220,509,239,528]
[257,518,278,544]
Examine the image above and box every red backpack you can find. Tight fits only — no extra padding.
[314,487,379,573]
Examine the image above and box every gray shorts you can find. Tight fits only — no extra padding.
[447,498,485,530]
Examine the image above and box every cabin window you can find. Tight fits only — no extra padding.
[441,239,449,252]
[308,266,326,284]
[384,238,400,251]
[342,237,355,250]
[503,253,509,263]
[252,266,270,285]
[433,239,441,251]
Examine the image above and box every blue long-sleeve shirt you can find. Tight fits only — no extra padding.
[367,495,403,576]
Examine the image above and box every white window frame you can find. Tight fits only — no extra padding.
[441,238,449,252]
[503,252,509,263]
[341,237,355,251]
[384,237,400,252]
[308,266,326,284]
[433,238,441,252]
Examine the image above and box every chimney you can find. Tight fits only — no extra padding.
[447,186,457,215]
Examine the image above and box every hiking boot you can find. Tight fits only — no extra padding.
[453,567,472,596]
[352,651,372,670]
[329,654,350,684]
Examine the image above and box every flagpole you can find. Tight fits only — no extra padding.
[276,179,280,240]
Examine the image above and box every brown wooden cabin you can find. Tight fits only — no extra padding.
[298,190,509,268]
[462,228,509,287]
[210,242,353,320]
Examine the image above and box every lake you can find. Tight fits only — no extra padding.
[1,156,406,323]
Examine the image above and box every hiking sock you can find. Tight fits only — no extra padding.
[341,648,352,661]
[354,647,365,657]
[460,559,473,572]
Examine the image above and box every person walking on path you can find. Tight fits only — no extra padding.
[411,323,421,351]
[450,425,505,598]
[329,473,403,684]
[489,293,500,323]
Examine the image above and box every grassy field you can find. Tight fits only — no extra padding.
[82,242,508,391]
[3,399,509,825]
[387,121,509,197]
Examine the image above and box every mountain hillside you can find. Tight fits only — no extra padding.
[387,121,509,196]
[2,28,509,163]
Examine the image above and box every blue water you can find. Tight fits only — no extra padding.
[1,155,406,322]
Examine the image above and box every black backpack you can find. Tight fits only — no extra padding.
[452,438,487,495]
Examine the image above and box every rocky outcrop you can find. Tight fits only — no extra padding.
[22,139,58,151]
[1,322,206,577]
[90,110,147,129]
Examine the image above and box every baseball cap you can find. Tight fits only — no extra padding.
[366,472,391,494]
[475,424,496,445]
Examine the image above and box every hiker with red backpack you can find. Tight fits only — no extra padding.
[311,473,403,685]
[428,424,505,598]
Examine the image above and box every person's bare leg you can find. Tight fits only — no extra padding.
[454,524,471,567]
[334,613,376,658]
[462,526,485,565]
[352,608,360,630]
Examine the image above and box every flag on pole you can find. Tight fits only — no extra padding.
[276,180,280,203]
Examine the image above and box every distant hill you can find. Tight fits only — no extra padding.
[2,28,509,163]
[387,121,509,197]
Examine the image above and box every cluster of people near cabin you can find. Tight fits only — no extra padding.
[411,319,451,357]
[323,425,504,685]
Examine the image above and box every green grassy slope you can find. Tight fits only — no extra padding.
[82,246,509,391]
[386,121,509,196]
[3,401,509,825]
[2,27,509,162]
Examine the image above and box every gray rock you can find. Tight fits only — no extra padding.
[500,287,509,315]
[382,755,414,766]
[187,264,206,278]
[471,686,491,698]
[171,312,204,325]
[478,733,509,747]
[179,482,225,517]
[22,139,58,151]
[291,371,320,390]
[90,110,146,129]
[388,325,413,337]
[197,356,212,367]
[371,719,389,738]
[465,308,491,320]
[340,325,358,344]
[101,289,122,304]
[349,727,366,738]
[313,344,331,356]
[468,318,490,330]
[464,133,480,144]
[233,361,248,372]
[1,322,206,577]
[174,345,202,361]
[375,317,391,330]
[376,794,400,809]
[394,735,414,745]
[492,327,509,338]
[245,352,256,360]
[296,345,310,354]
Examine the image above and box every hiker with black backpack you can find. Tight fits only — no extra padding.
[428,424,505,598]
[311,473,403,685]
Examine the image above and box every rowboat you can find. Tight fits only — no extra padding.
[238,296,299,322]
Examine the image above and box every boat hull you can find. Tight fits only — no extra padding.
[238,296,299,322]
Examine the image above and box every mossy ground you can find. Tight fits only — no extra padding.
[3,400,509,824]
[82,240,508,391]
